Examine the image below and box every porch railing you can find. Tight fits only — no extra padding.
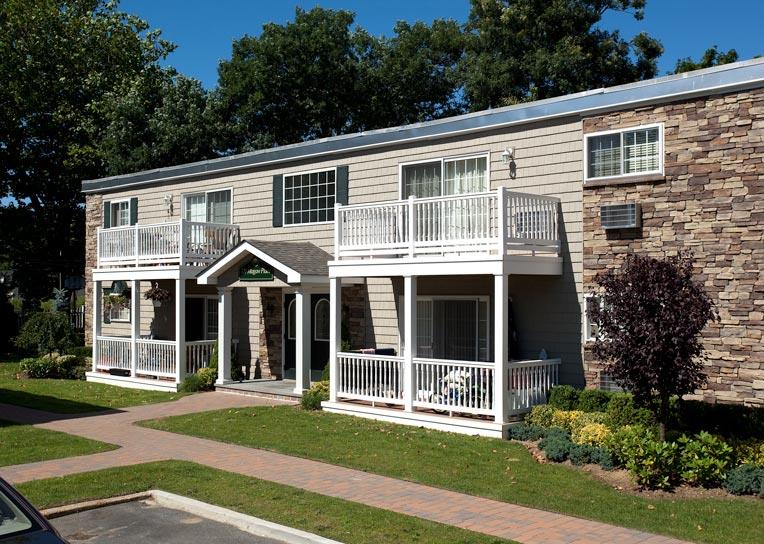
[97,219,240,268]
[508,358,561,415]
[413,358,495,416]
[136,339,176,378]
[336,352,405,405]
[335,188,560,260]
[185,339,240,374]
[95,336,131,372]
[333,353,561,419]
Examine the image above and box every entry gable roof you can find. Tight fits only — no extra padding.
[197,240,331,285]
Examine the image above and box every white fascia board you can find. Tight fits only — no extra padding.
[197,241,303,285]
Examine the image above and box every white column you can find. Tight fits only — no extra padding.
[329,277,341,402]
[403,275,417,412]
[175,278,186,384]
[494,273,509,424]
[294,288,312,393]
[130,280,140,377]
[216,287,233,384]
[92,280,102,372]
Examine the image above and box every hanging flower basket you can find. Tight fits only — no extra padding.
[144,282,170,308]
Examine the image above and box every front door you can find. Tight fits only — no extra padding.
[283,293,330,381]
[185,298,205,341]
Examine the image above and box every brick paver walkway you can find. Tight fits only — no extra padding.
[0,394,688,544]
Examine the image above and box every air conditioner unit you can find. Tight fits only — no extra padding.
[600,203,641,230]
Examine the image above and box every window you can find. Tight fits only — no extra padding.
[205,298,218,339]
[284,168,335,225]
[586,125,662,180]
[104,291,130,323]
[110,200,130,227]
[401,154,489,198]
[183,189,232,224]
[399,296,490,362]
[0,485,40,539]
[314,298,330,341]
[584,294,602,342]
[287,298,296,340]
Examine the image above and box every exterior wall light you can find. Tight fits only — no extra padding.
[501,148,514,165]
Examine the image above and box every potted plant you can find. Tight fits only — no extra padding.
[103,294,128,313]
[144,282,170,308]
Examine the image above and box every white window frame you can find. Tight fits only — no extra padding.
[584,293,603,342]
[397,295,491,362]
[109,198,131,228]
[398,152,491,200]
[583,123,664,182]
[186,295,219,340]
[181,188,234,224]
[282,166,337,227]
[286,298,297,340]
[313,297,330,342]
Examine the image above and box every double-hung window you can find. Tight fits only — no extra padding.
[110,200,130,227]
[585,125,663,181]
[284,168,336,225]
[401,154,489,198]
[183,189,232,224]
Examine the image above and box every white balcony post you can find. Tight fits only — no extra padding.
[408,195,416,258]
[175,278,186,383]
[494,273,509,424]
[403,275,417,412]
[134,225,139,266]
[96,228,101,269]
[497,186,508,257]
[179,219,187,266]
[92,280,102,372]
[130,280,140,377]
[216,287,233,384]
[334,203,341,260]
[294,288,312,393]
[329,277,341,402]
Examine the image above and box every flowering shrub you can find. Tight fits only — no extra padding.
[573,422,612,446]
[526,404,555,428]
[551,409,585,433]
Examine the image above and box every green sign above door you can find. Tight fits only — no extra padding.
[239,261,274,281]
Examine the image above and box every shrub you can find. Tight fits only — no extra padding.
[321,362,330,382]
[568,443,596,465]
[56,354,85,380]
[604,424,656,467]
[625,438,682,490]
[605,393,654,428]
[590,447,615,470]
[509,423,546,441]
[671,400,764,440]
[196,367,218,390]
[731,439,764,467]
[539,430,572,462]
[551,410,585,433]
[577,389,612,412]
[19,357,58,378]
[547,385,579,410]
[301,381,329,411]
[66,345,93,358]
[526,404,555,428]
[15,310,76,357]
[677,432,734,487]
[179,373,205,392]
[573,423,612,446]
[723,464,764,496]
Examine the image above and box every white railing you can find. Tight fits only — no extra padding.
[413,358,495,416]
[98,219,240,268]
[136,339,176,378]
[508,358,561,415]
[95,336,131,371]
[185,339,240,374]
[336,352,405,405]
[335,188,560,260]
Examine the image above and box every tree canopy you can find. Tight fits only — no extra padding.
[674,46,739,74]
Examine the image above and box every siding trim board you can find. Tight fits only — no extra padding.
[82,59,764,194]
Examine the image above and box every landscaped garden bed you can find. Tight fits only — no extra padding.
[510,385,763,498]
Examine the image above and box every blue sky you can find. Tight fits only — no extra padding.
[121,0,763,89]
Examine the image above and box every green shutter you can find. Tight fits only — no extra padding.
[129,197,138,225]
[272,174,283,227]
[336,165,349,205]
[102,201,111,228]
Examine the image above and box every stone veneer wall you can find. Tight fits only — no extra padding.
[84,194,102,345]
[582,88,764,406]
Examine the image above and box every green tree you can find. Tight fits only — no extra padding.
[461,0,664,110]
[673,46,739,74]
[215,7,465,152]
[0,0,174,304]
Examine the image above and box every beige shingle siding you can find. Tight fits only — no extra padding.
[90,116,585,377]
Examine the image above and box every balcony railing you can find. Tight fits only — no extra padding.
[334,352,560,418]
[97,219,240,268]
[335,188,560,260]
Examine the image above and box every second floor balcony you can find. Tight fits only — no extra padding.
[97,219,240,268]
[334,187,561,262]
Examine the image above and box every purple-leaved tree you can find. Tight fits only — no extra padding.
[588,253,718,439]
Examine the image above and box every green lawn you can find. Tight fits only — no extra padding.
[142,405,763,544]
[0,361,185,413]
[0,419,116,466]
[17,461,511,544]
